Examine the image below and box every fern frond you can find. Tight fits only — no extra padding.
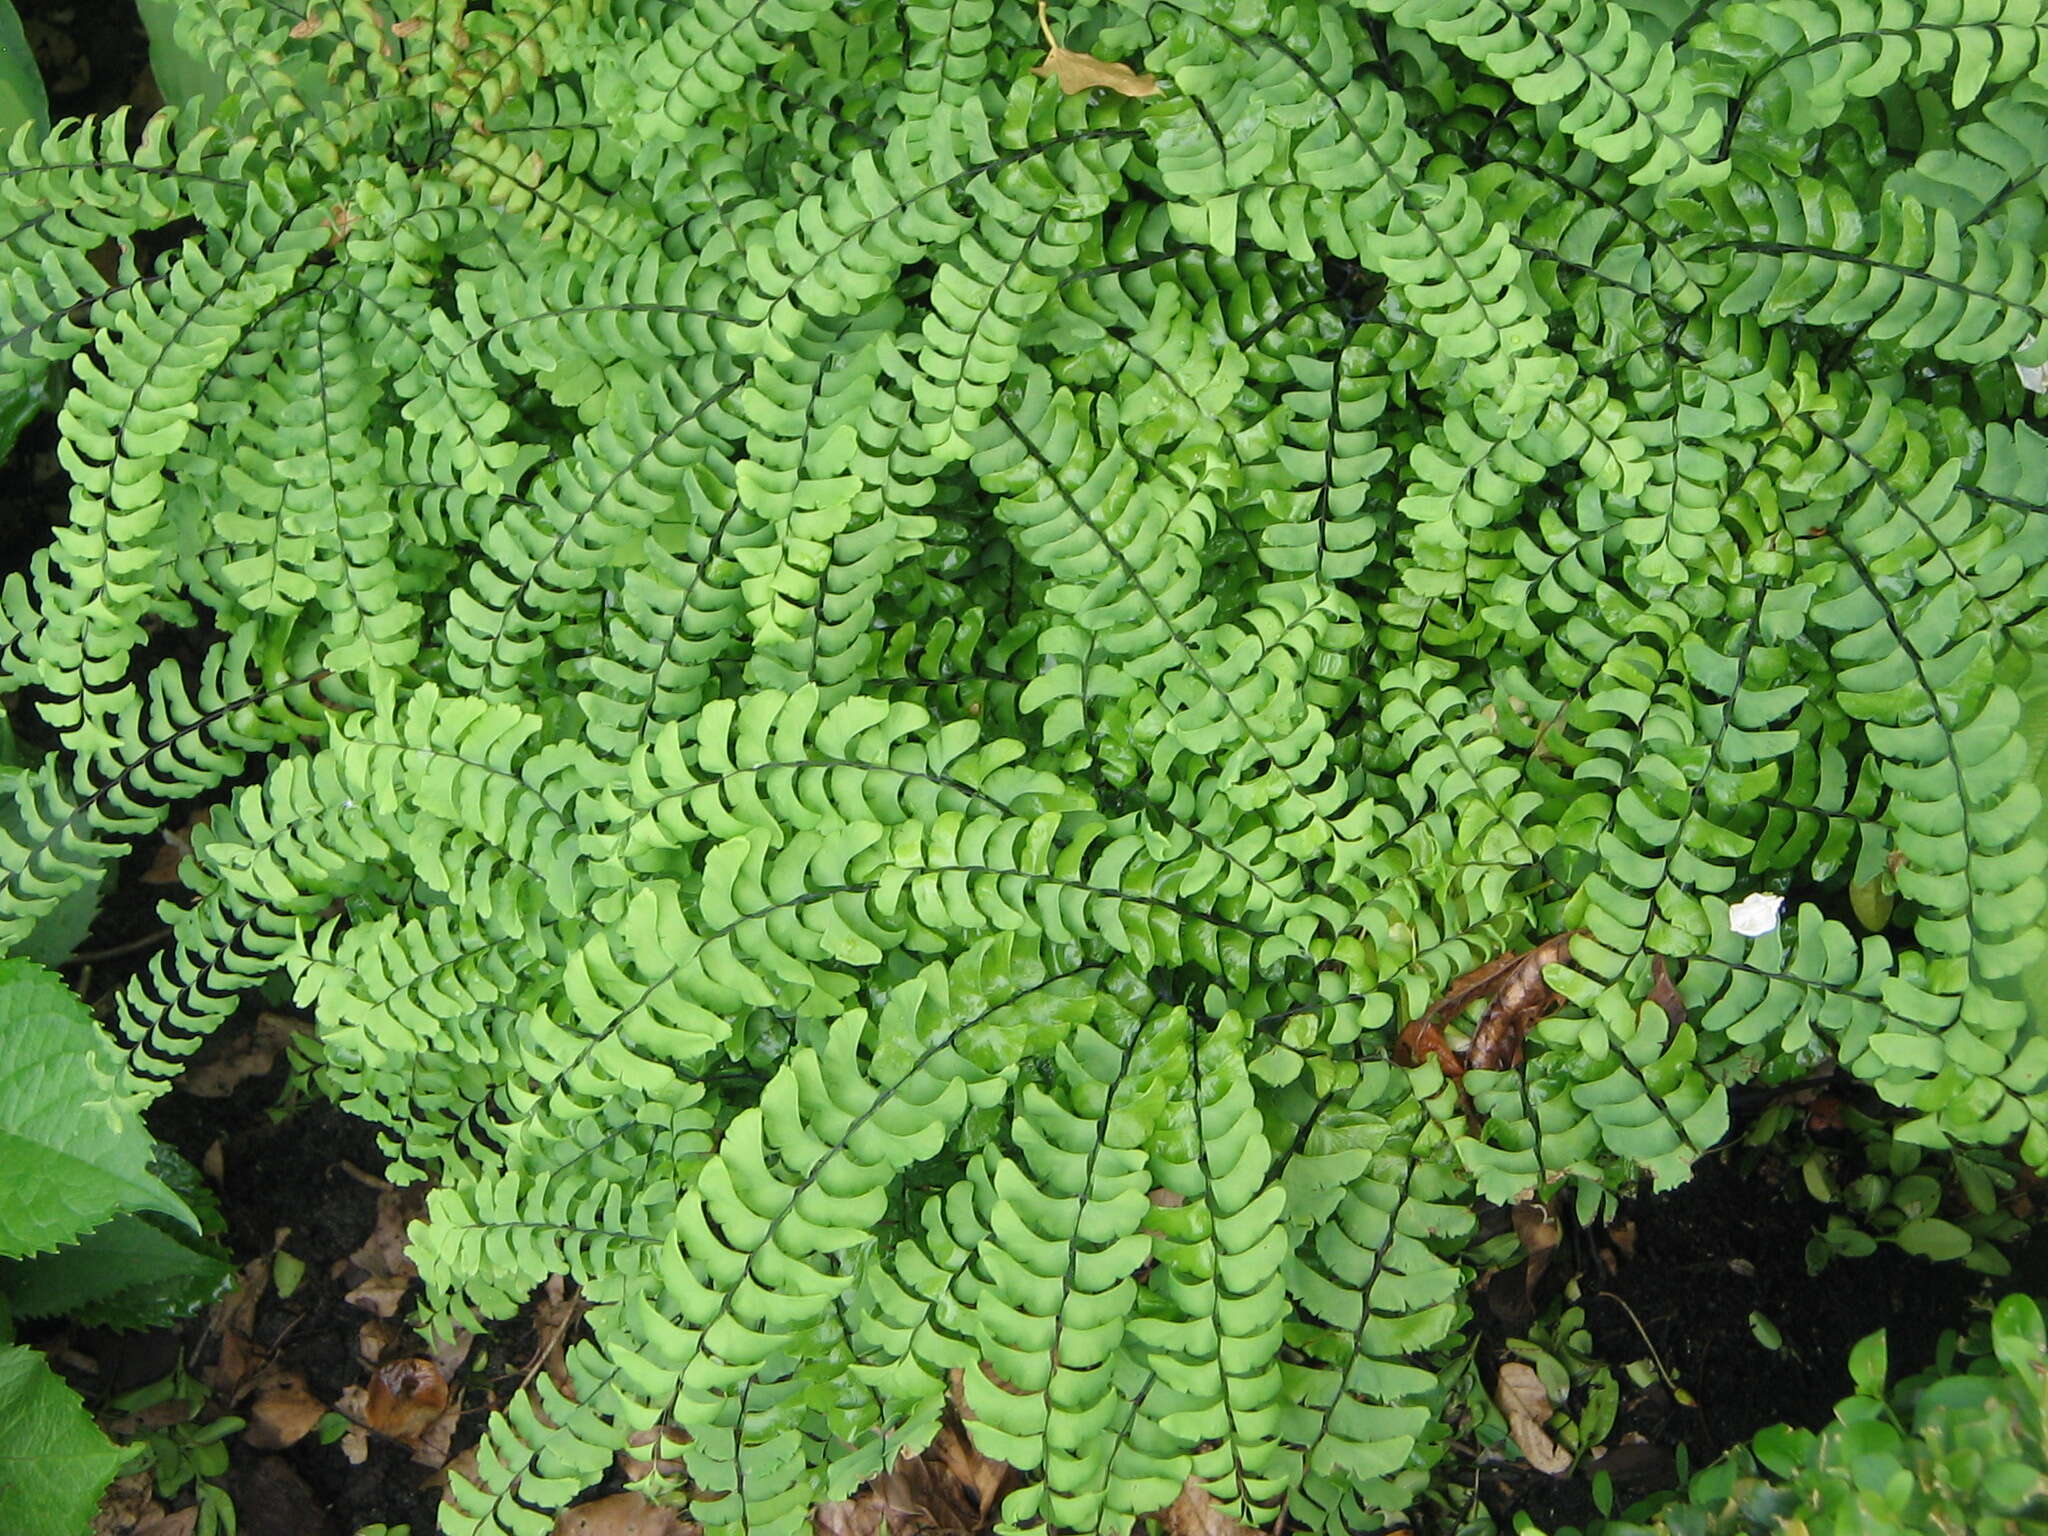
[1351,0,1726,192]
[1689,180,2048,367]
[1688,0,2048,155]
[1281,1065,1474,1536]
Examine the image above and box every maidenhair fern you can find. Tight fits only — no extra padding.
[2,0,2046,1532]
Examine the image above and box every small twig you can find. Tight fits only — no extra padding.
[1034,0,1058,49]
[1596,1290,1696,1409]
[506,1291,583,1406]
[67,927,175,964]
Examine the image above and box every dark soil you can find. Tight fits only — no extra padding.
[134,1057,483,1535]
[14,0,153,125]
[1455,1145,2017,1533]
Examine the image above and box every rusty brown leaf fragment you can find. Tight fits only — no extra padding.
[1394,933,1581,1076]
[1648,955,1685,1031]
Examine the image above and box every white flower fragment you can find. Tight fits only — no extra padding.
[1727,892,1784,937]
[2021,337,2048,394]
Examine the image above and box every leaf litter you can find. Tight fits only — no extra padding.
[1493,1361,1574,1475]
[1029,0,1159,96]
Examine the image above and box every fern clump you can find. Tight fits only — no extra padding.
[1,0,2045,1532]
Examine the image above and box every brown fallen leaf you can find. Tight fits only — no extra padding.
[817,1451,983,1536]
[349,1185,427,1280]
[242,1370,328,1450]
[178,1012,311,1098]
[93,1468,160,1536]
[1510,1198,1562,1306]
[1467,934,1578,1070]
[141,808,211,886]
[335,1402,372,1465]
[524,1275,584,1397]
[434,1445,481,1509]
[929,1421,1013,1520]
[1151,1478,1260,1536]
[1395,934,1583,1079]
[810,1497,883,1536]
[344,1271,412,1318]
[342,1183,428,1316]
[1648,956,1685,1032]
[409,1392,463,1469]
[129,1511,199,1536]
[621,1426,688,1484]
[1030,0,1160,97]
[364,1356,450,1443]
[554,1491,697,1536]
[1493,1361,1573,1475]
[206,1255,273,1395]
[357,1318,404,1366]
[432,1326,477,1380]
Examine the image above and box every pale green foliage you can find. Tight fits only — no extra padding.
[0,0,2045,1534]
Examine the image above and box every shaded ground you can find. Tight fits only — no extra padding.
[43,1022,543,1535]
[1455,1142,2025,1533]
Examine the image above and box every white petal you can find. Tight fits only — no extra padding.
[1728,892,1784,937]
[2020,338,2048,393]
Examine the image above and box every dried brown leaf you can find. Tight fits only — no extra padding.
[436,1446,481,1506]
[129,1512,199,1536]
[431,1326,477,1380]
[206,1255,272,1394]
[1152,1478,1259,1536]
[348,1185,426,1281]
[242,1370,328,1450]
[178,1012,310,1098]
[140,809,210,886]
[1396,934,1581,1080]
[335,1386,371,1465]
[528,1275,584,1395]
[1648,956,1685,1032]
[1466,933,1577,1070]
[344,1271,412,1318]
[811,1495,883,1536]
[1510,1198,1562,1304]
[93,1469,160,1536]
[815,1416,1010,1536]
[553,1493,696,1536]
[1030,0,1159,96]
[621,1426,687,1483]
[1493,1361,1573,1475]
[410,1393,462,1469]
[357,1317,404,1366]
[929,1422,1012,1519]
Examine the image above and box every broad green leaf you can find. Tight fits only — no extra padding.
[0,962,194,1260]
[0,1344,131,1535]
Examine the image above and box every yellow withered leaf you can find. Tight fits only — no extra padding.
[1030,0,1160,97]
